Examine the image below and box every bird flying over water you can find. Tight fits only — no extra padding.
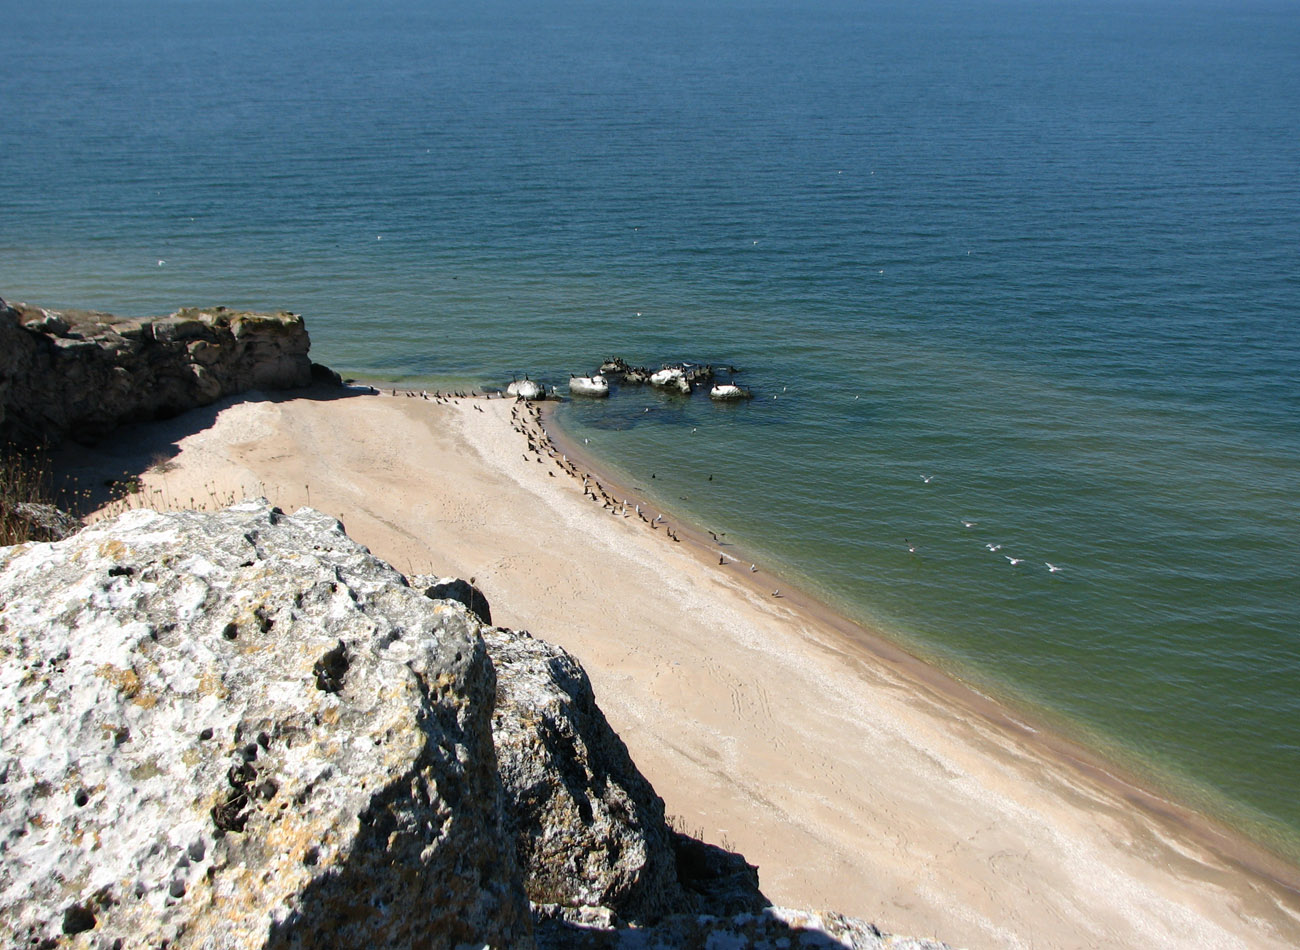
[1005,556,1025,566]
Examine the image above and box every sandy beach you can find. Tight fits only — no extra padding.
[65,388,1300,950]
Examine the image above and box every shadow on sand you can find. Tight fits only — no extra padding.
[51,384,367,515]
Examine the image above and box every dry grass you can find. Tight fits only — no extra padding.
[1,447,63,545]
[2,443,286,546]
[95,481,254,522]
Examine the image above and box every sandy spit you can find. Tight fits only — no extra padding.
[66,388,1300,950]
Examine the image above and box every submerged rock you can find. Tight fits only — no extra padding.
[0,499,530,949]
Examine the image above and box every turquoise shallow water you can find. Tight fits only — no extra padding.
[4,0,1299,858]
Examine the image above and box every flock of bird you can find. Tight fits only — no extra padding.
[380,385,1063,592]
[502,397,797,595]
[913,475,1063,575]
[508,399,691,543]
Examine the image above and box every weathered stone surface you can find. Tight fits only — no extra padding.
[535,907,953,949]
[0,499,531,949]
[413,573,493,626]
[0,299,319,446]
[8,501,83,542]
[484,627,696,924]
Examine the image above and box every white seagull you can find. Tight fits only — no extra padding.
[1046,562,1063,573]
[1005,555,1025,566]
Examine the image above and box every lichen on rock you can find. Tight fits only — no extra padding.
[0,499,530,949]
[486,626,693,924]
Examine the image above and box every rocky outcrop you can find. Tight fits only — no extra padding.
[0,500,530,948]
[0,500,952,950]
[7,501,83,542]
[487,628,700,924]
[534,907,951,949]
[0,299,319,446]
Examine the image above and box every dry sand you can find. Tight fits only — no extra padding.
[68,388,1300,950]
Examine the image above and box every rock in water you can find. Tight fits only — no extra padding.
[0,500,531,949]
[506,379,544,400]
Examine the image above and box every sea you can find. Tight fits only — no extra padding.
[4,0,1298,862]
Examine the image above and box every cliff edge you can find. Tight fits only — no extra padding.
[0,299,325,446]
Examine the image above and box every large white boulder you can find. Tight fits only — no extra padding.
[0,500,531,949]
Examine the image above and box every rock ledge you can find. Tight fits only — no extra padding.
[0,299,318,445]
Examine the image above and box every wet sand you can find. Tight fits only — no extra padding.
[68,388,1300,950]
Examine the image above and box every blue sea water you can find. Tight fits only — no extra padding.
[4,0,1299,858]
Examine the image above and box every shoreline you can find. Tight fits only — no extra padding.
[63,386,1300,949]
[536,398,1300,901]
